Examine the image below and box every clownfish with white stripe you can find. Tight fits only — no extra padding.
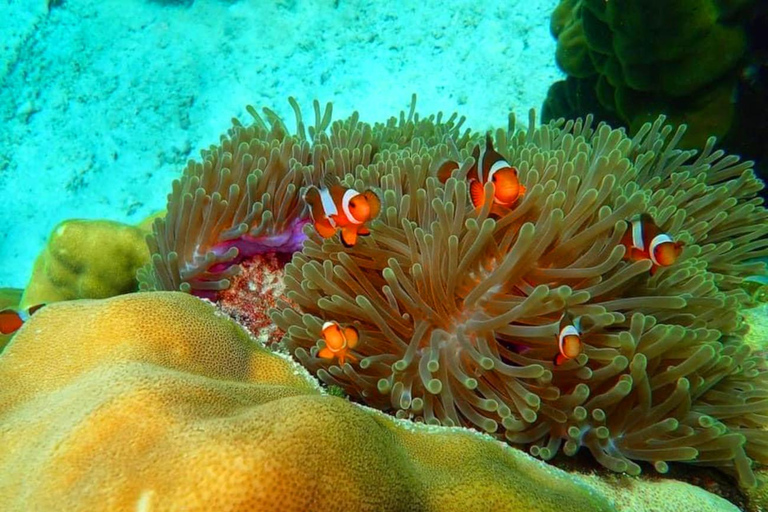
[318,320,359,365]
[0,304,45,335]
[436,133,526,210]
[554,311,582,366]
[304,176,381,247]
[620,214,684,275]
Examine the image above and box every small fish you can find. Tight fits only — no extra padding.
[304,176,381,247]
[435,159,460,183]
[318,320,359,365]
[620,213,684,275]
[437,134,526,209]
[554,311,582,366]
[0,304,45,335]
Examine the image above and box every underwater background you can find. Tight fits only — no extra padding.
[0,0,559,288]
[2,0,768,511]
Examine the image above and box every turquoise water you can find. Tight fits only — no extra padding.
[0,0,559,289]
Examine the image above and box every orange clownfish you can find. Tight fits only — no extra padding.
[318,321,359,365]
[304,177,381,247]
[554,311,582,366]
[437,133,526,209]
[0,304,45,335]
[620,213,684,275]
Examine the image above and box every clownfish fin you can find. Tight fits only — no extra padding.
[363,189,381,219]
[358,226,371,236]
[315,219,337,238]
[485,132,495,151]
[469,180,485,208]
[0,309,24,335]
[340,226,359,247]
[436,160,459,183]
[344,326,359,349]
[649,264,658,276]
[554,353,568,366]
[304,185,320,209]
[483,134,502,168]
[471,143,480,163]
[519,183,527,197]
[304,186,328,224]
[28,304,45,315]
[638,213,656,228]
[318,347,334,360]
[489,204,507,217]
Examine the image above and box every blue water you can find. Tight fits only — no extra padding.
[0,0,559,289]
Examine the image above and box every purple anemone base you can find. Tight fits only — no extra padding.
[194,218,310,299]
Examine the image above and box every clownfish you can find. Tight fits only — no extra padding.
[554,311,582,366]
[435,160,460,182]
[318,321,359,365]
[620,213,684,275]
[0,304,45,335]
[304,177,381,247]
[436,133,526,209]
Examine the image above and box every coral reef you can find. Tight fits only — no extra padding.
[267,102,768,487]
[21,218,152,308]
[136,96,768,488]
[543,0,766,178]
[0,291,622,512]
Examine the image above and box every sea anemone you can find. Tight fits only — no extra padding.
[270,103,768,486]
[137,98,382,297]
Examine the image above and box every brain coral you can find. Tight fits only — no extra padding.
[265,102,768,487]
[0,292,620,512]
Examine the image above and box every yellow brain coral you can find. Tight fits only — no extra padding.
[0,291,619,512]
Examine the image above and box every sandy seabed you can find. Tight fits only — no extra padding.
[0,0,561,289]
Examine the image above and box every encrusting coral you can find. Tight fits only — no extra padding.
[138,97,768,488]
[0,292,620,512]
[21,218,152,308]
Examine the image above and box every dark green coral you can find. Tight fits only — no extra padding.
[544,0,762,157]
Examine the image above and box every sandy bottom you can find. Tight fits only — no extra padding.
[0,0,561,289]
